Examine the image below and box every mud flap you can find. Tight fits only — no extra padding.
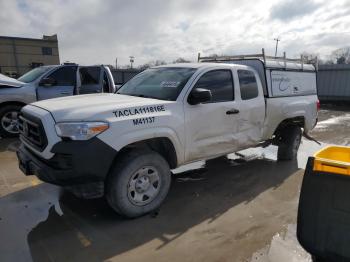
[297,157,350,261]
[303,132,321,145]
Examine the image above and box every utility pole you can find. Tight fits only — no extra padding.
[129,56,135,69]
[115,57,118,69]
[274,38,281,57]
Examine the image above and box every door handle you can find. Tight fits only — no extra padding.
[60,92,70,95]
[226,109,240,115]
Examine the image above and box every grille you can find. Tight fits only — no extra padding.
[18,114,48,151]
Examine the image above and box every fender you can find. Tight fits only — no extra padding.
[280,100,316,132]
[263,95,317,138]
[98,126,185,165]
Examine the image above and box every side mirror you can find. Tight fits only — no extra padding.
[188,88,212,105]
[39,77,56,87]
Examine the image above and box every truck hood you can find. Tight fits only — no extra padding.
[31,93,173,122]
[0,73,24,88]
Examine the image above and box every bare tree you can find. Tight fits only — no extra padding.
[300,52,320,64]
[137,60,167,70]
[154,60,167,66]
[137,63,151,71]
[331,47,350,64]
[173,57,191,63]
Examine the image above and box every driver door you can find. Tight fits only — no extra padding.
[36,66,77,100]
[78,66,103,94]
[184,69,240,162]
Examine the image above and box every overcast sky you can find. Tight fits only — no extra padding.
[1,0,350,66]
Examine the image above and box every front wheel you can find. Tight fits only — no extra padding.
[277,126,302,161]
[0,105,22,138]
[106,149,171,218]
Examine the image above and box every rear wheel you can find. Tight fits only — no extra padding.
[277,126,302,161]
[0,105,22,138]
[106,149,171,218]
[312,255,325,262]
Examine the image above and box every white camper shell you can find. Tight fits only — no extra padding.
[198,50,317,98]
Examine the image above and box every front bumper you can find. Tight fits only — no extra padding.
[17,137,117,198]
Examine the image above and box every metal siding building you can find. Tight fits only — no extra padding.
[317,64,350,102]
[111,69,141,85]
[0,34,60,77]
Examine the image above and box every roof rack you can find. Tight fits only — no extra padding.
[197,48,319,71]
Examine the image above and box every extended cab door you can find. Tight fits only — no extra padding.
[184,69,240,162]
[78,66,103,94]
[36,66,77,100]
[102,66,116,93]
[234,69,265,147]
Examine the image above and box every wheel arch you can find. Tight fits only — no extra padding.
[0,101,27,109]
[115,137,179,169]
[99,127,184,168]
[273,116,305,139]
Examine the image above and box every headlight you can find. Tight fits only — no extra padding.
[55,122,109,140]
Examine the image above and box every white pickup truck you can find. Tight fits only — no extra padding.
[16,55,319,217]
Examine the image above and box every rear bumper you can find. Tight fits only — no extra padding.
[17,137,117,198]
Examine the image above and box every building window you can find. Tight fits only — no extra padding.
[42,47,53,56]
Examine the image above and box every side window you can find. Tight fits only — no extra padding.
[193,70,234,102]
[238,70,259,100]
[47,66,77,86]
[80,67,101,85]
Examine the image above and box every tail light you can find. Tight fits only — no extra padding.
[317,100,321,111]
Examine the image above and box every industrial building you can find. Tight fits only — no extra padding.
[0,34,60,77]
[317,64,350,102]
[111,68,141,85]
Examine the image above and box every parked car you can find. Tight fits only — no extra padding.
[0,64,115,137]
[17,54,318,218]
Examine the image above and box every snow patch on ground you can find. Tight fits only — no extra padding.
[251,225,311,262]
[315,114,350,129]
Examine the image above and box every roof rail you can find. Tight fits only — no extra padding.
[197,48,318,71]
[198,48,304,63]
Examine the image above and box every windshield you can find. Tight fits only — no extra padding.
[18,66,54,83]
[117,67,197,101]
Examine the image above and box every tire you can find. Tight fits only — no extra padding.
[311,255,324,262]
[0,105,22,138]
[106,149,171,218]
[277,126,302,161]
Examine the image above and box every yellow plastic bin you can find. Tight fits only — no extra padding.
[313,146,350,176]
[297,146,350,261]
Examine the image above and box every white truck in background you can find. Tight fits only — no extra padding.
[0,64,115,137]
[16,53,319,218]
